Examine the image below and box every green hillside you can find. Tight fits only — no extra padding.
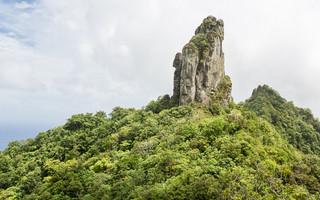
[1,86,320,199]
[244,85,320,156]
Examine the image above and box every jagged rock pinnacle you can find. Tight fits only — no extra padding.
[172,16,232,106]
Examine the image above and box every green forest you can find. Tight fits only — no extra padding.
[1,85,320,199]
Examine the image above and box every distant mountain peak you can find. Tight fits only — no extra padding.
[251,85,284,100]
[245,84,320,156]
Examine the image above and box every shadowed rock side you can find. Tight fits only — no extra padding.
[172,53,182,103]
[172,16,232,106]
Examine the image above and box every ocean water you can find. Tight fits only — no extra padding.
[0,122,54,150]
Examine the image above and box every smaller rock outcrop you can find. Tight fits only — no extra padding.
[172,16,232,106]
[172,53,182,103]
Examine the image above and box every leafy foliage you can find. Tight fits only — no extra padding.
[144,94,177,113]
[208,75,232,115]
[1,88,320,199]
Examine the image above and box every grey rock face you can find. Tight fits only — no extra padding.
[172,16,231,105]
[172,53,182,103]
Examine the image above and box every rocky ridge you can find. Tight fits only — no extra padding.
[172,16,232,106]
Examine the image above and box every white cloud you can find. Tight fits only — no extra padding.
[14,1,35,9]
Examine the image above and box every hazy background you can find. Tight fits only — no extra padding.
[1,0,320,149]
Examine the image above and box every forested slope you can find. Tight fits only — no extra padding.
[244,85,320,156]
[0,87,320,199]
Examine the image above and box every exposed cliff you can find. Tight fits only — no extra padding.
[172,16,232,106]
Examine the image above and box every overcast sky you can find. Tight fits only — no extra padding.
[1,0,320,149]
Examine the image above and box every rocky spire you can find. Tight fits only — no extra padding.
[172,16,232,106]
